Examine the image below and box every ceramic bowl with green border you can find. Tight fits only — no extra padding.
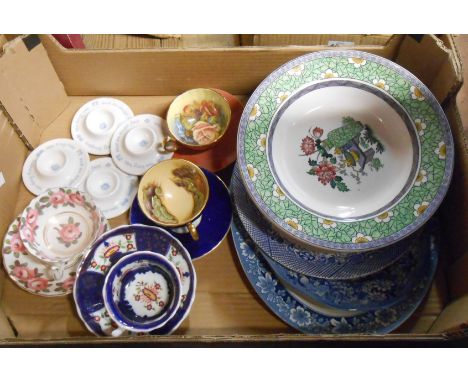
[237,50,454,252]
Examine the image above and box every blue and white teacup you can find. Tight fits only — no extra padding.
[102,251,182,336]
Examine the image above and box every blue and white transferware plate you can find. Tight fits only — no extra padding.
[84,158,138,219]
[231,214,438,334]
[261,230,429,312]
[231,166,414,280]
[71,97,134,155]
[130,168,232,260]
[73,224,196,336]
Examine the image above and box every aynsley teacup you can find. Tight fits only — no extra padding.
[19,187,107,280]
[102,251,182,336]
[137,159,209,241]
[164,88,231,152]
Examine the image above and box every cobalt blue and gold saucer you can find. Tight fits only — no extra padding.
[130,168,232,260]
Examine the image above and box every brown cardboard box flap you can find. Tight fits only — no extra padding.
[0,35,69,147]
[39,34,402,97]
[240,34,395,47]
[395,35,463,105]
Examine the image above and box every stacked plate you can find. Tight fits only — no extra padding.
[231,50,454,334]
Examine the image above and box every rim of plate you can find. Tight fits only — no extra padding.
[237,50,454,252]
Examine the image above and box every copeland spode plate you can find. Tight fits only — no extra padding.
[130,168,232,260]
[2,215,77,297]
[231,214,438,334]
[261,227,430,312]
[110,114,173,176]
[231,166,414,280]
[237,50,454,252]
[71,97,134,155]
[22,139,90,195]
[84,158,138,219]
[73,224,196,336]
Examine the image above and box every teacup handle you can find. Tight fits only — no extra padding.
[187,222,199,241]
[111,328,126,337]
[162,136,178,153]
[50,263,65,281]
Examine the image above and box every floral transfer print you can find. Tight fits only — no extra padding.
[300,117,385,192]
[374,211,393,223]
[88,233,136,274]
[372,79,389,91]
[132,279,166,313]
[54,216,82,247]
[167,244,191,304]
[2,216,77,296]
[435,142,446,160]
[352,233,373,243]
[174,99,227,145]
[410,86,425,101]
[348,57,366,67]
[90,307,120,336]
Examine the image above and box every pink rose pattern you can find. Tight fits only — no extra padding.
[3,191,95,296]
[69,193,84,205]
[49,190,69,206]
[54,216,82,247]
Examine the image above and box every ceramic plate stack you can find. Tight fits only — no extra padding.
[232,50,454,334]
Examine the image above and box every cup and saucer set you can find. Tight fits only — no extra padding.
[3,87,238,336]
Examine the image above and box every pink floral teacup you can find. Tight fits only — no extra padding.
[19,187,107,280]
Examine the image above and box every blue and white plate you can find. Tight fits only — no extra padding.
[262,235,427,312]
[130,168,232,260]
[231,214,438,334]
[73,224,196,336]
[231,166,415,280]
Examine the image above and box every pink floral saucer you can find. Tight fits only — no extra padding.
[2,215,77,296]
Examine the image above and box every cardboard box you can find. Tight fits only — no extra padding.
[0,34,466,345]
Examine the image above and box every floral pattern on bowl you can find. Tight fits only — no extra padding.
[300,118,385,192]
[167,88,231,149]
[2,216,78,297]
[20,188,106,266]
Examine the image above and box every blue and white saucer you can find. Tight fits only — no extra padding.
[231,214,438,334]
[130,168,232,260]
[231,166,415,280]
[73,224,196,336]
